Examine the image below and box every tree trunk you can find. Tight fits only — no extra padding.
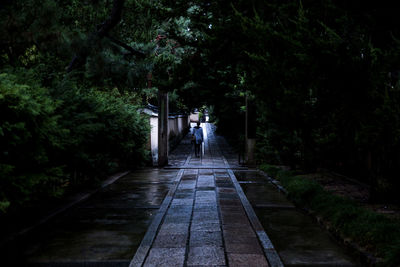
[158,89,169,166]
[245,94,256,166]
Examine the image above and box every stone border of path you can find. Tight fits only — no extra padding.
[130,154,191,266]
[255,170,288,194]
[227,168,284,267]
[165,166,248,170]
[129,168,185,266]
[0,171,130,248]
[217,144,284,266]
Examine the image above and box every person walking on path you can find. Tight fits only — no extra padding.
[192,121,204,157]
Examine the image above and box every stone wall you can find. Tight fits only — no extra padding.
[189,112,199,122]
[142,108,190,165]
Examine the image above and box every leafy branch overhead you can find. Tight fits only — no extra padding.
[66,0,125,72]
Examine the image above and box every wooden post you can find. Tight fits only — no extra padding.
[245,94,256,166]
[158,89,169,166]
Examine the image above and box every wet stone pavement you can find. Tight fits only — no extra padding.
[3,122,359,266]
[135,169,271,266]
[2,169,180,266]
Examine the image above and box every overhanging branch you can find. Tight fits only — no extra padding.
[66,0,125,72]
[106,35,146,58]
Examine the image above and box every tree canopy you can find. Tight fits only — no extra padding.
[1,0,400,213]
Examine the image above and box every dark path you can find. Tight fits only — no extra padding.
[2,123,358,266]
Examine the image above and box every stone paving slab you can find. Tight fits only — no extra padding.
[190,230,223,247]
[187,246,226,266]
[143,248,185,267]
[153,233,188,248]
[158,223,189,235]
[228,253,269,267]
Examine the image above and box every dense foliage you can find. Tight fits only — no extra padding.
[0,69,149,213]
[1,0,400,211]
[0,0,160,213]
[177,0,400,203]
[0,72,64,212]
[234,1,400,203]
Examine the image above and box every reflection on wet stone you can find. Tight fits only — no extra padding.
[228,253,269,267]
[10,169,179,264]
[189,231,223,247]
[158,223,189,235]
[144,248,185,267]
[187,246,226,266]
[153,233,188,248]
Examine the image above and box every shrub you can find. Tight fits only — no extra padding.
[57,87,150,179]
[0,71,150,214]
[0,72,67,211]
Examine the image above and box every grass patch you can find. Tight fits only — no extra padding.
[260,163,400,267]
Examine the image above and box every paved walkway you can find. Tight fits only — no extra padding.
[131,123,281,266]
[2,122,358,266]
